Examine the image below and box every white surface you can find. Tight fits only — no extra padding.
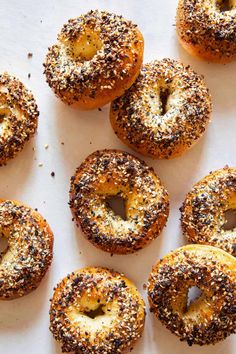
[0,1,235,353]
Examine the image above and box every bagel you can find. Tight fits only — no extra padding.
[0,200,53,300]
[176,0,236,63]
[181,167,236,256]
[0,73,38,165]
[44,10,144,110]
[110,58,212,159]
[69,149,169,254]
[50,267,145,353]
[148,244,236,346]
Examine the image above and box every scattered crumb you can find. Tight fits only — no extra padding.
[38,163,43,167]
[28,73,31,79]
[143,283,147,290]
[89,141,92,145]
[110,253,113,257]
[51,171,55,177]
[34,208,38,211]
[61,142,64,145]
[28,52,33,58]
[44,144,49,149]
[98,108,102,111]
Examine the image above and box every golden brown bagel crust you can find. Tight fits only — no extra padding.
[177,0,236,63]
[110,59,211,159]
[69,149,169,254]
[0,200,53,300]
[50,267,145,353]
[148,244,236,346]
[44,10,144,110]
[0,73,39,165]
[181,167,236,256]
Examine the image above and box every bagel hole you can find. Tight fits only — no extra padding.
[0,233,9,258]
[0,114,5,123]
[216,0,233,12]
[159,88,170,115]
[185,286,203,311]
[0,107,10,129]
[223,209,236,230]
[106,196,126,220]
[71,30,102,62]
[83,305,105,319]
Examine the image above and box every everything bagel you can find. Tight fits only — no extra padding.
[0,73,38,165]
[0,200,53,300]
[148,244,236,345]
[69,149,169,254]
[177,0,236,63]
[181,167,236,256]
[110,59,211,159]
[50,267,145,353]
[44,10,144,109]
